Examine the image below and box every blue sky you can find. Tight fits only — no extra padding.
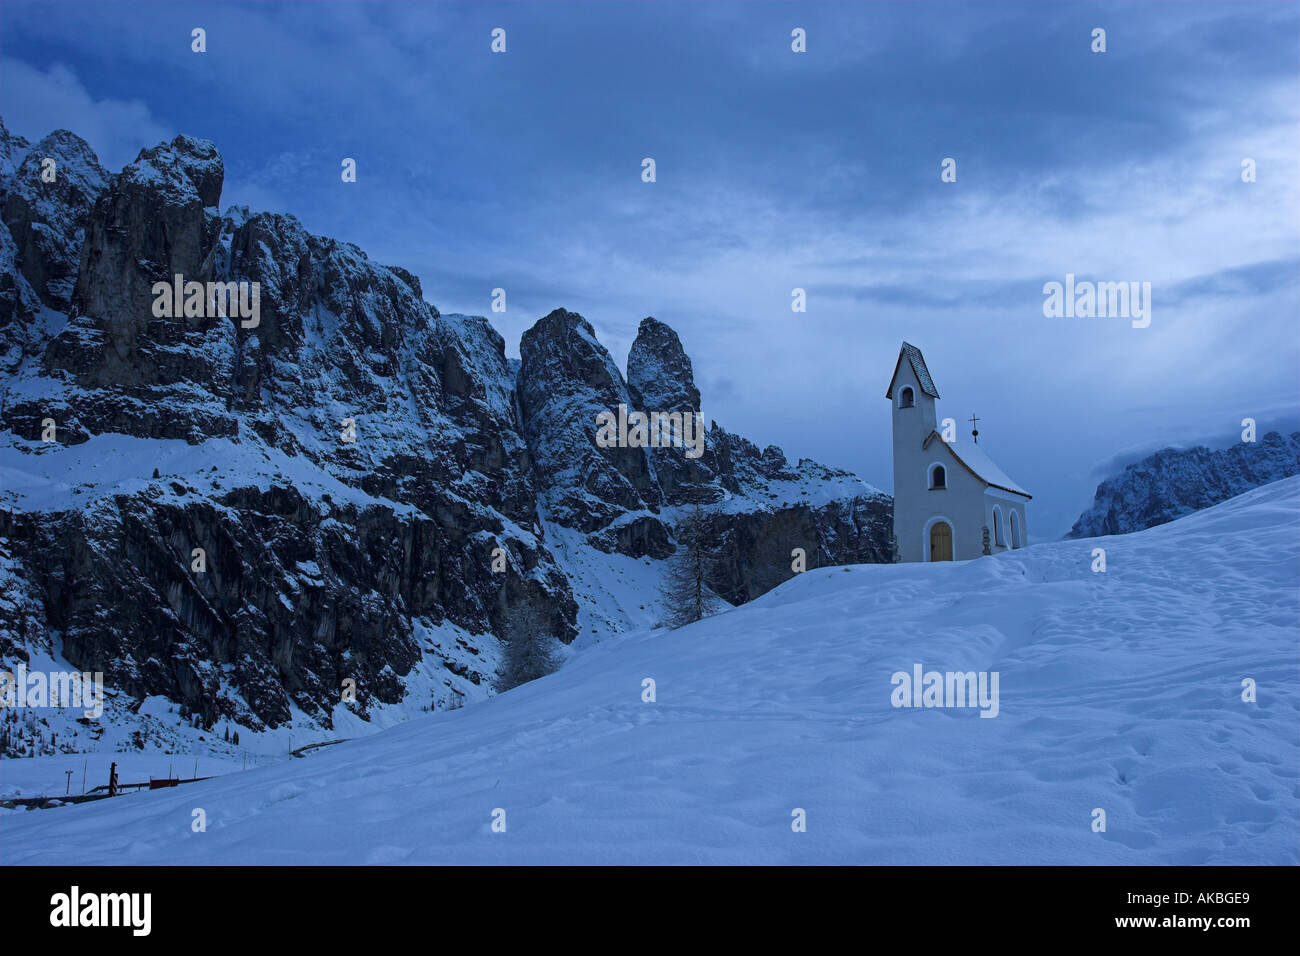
[2,0,1297,538]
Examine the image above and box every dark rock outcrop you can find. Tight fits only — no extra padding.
[2,129,107,313]
[517,308,663,535]
[519,311,892,595]
[627,315,701,413]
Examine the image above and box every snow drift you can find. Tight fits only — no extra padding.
[2,478,1296,864]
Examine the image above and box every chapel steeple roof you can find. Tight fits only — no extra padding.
[885,342,940,400]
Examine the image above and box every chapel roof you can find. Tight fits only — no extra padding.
[924,431,1031,498]
[885,342,940,399]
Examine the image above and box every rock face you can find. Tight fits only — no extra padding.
[0,119,109,382]
[625,316,714,507]
[0,118,892,746]
[3,128,107,314]
[517,311,893,594]
[1,125,575,734]
[627,316,701,413]
[695,429,893,604]
[1068,431,1300,538]
[518,309,664,540]
[66,135,221,391]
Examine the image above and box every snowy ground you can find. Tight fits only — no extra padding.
[1,753,250,802]
[2,478,1296,864]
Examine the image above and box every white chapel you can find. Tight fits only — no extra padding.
[886,342,1031,562]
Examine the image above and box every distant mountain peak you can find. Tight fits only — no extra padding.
[1068,430,1299,538]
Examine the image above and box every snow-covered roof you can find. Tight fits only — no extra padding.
[927,433,1031,498]
[885,341,939,399]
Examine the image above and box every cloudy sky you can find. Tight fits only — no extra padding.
[2,1,1296,538]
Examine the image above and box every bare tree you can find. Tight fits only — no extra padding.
[659,506,718,629]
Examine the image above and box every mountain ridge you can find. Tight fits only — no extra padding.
[1068,430,1299,538]
[0,118,892,750]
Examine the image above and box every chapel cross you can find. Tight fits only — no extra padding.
[969,413,980,444]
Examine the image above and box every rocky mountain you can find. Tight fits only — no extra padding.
[4,129,107,316]
[0,117,892,753]
[516,308,892,600]
[1067,430,1299,538]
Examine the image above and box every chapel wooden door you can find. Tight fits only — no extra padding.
[930,522,953,561]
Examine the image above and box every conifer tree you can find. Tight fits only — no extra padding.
[659,506,718,629]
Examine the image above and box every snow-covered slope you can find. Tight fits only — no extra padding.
[4,478,1294,864]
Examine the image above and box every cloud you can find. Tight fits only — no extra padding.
[0,57,172,171]
[0,1,1294,544]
